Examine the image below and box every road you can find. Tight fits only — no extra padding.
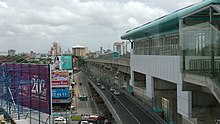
[75,72,98,115]
[72,72,106,124]
[87,72,156,124]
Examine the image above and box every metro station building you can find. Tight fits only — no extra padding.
[121,0,220,123]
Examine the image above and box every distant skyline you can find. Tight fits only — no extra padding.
[0,0,201,53]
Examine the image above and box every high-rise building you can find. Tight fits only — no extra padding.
[8,49,16,56]
[50,42,62,56]
[113,41,129,55]
[72,45,88,58]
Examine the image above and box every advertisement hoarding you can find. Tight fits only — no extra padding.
[52,80,68,87]
[52,88,70,99]
[0,63,51,114]
[61,56,72,70]
[52,71,69,87]
[52,56,62,70]
[52,99,72,103]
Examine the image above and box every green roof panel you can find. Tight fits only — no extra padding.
[121,0,220,40]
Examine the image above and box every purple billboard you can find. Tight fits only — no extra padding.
[0,63,51,114]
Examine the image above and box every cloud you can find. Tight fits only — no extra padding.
[0,1,8,8]
[0,0,202,53]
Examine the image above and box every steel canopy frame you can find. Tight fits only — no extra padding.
[121,0,220,40]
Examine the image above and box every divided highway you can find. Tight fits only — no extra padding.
[84,72,159,124]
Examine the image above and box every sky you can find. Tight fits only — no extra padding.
[0,0,202,53]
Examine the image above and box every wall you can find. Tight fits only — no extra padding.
[130,54,192,118]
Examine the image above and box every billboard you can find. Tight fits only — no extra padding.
[52,56,62,70]
[52,88,70,99]
[0,63,51,114]
[52,71,69,87]
[73,57,78,67]
[52,99,72,103]
[61,56,72,70]
[52,80,68,87]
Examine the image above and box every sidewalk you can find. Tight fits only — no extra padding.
[71,73,79,114]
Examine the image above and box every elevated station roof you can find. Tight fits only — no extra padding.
[121,0,220,40]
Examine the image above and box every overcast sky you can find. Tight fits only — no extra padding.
[0,0,201,53]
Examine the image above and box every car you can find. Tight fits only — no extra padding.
[109,87,116,92]
[68,105,75,110]
[101,85,105,90]
[97,82,101,86]
[79,120,89,124]
[78,95,88,101]
[114,90,120,96]
[121,85,127,90]
[54,117,66,124]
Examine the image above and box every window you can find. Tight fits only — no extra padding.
[133,33,180,55]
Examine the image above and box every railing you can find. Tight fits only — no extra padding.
[85,58,130,67]
[189,59,220,73]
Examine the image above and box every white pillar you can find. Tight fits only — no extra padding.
[130,71,134,86]
[146,75,154,99]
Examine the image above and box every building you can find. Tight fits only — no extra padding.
[121,0,220,124]
[64,48,71,55]
[72,45,88,58]
[29,51,37,58]
[8,49,16,56]
[113,41,128,55]
[50,42,62,56]
[0,52,7,56]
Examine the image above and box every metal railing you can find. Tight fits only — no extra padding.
[85,58,130,67]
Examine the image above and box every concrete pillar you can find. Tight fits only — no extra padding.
[130,71,134,86]
[124,74,130,89]
[146,75,154,99]
[146,75,154,107]
[118,73,123,88]
[177,83,192,118]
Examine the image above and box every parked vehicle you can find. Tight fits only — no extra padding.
[54,117,66,124]
[79,120,88,124]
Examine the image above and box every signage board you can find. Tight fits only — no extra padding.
[52,56,62,70]
[52,99,72,103]
[52,71,69,87]
[52,80,68,87]
[52,88,70,99]
[0,63,51,114]
[61,56,72,70]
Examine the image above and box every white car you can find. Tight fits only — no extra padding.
[54,117,66,124]
[114,90,120,96]
[109,87,116,92]
[80,120,89,124]
[97,82,101,86]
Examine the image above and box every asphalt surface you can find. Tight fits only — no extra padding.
[72,72,109,124]
[76,72,98,115]
[87,72,156,124]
